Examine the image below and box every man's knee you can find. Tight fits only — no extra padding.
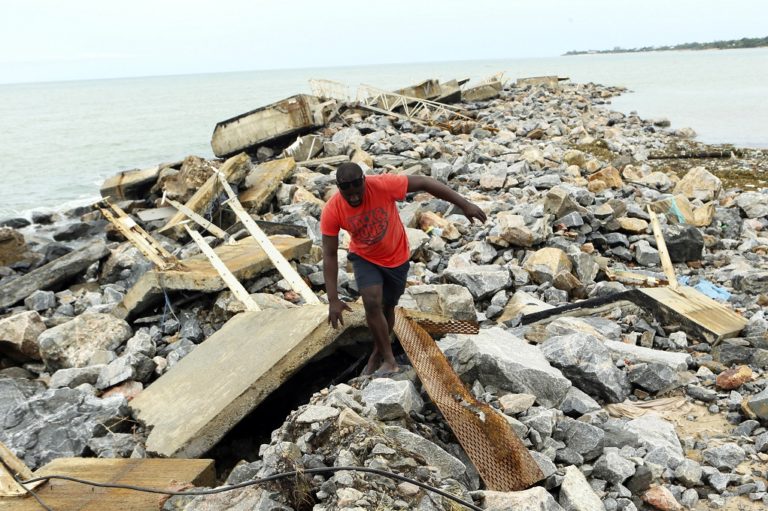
[360,286,384,313]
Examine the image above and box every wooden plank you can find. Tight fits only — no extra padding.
[0,442,39,497]
[161,152,251,239]
[218,173,320,304]
[112,236,311,320]
[647,206,680,292]
[184,226,260,311]
[166,196,232,243]
[98,200,177,270]
[0,458,214,511]
[0,240,110,310]
[131,305,367,458]
[639,286,747,343]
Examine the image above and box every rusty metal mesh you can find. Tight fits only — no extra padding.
[394,308,544,491]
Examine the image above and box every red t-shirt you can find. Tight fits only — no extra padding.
[320,174,410,267]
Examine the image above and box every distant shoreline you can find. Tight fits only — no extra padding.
[564,35,768,56]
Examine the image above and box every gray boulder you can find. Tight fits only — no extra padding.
[664,225,704,262]
[627,415,684,464]
[540,333,630,403]
[702,443,746,470]
[592,449,636,484]
[406,284,477,321]
[37,313,132,370]
[560,465,604,511]
[627,362,679,394]
[0,310,46,360]
[559,386,602,416]
[96,353,156,389]
[361,378,424,420]
[444,264,512,299]
[384,425,466,481]
[478,487,564,511]
[0,388,129,469]
[440,328,571,408]
[24,290,56,311]
[0,377,45,421]
[554,417,605,460]
[49,365,105,388]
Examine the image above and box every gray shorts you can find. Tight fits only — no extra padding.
[348,253,410,307]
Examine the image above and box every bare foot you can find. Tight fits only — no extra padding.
[362,351,382,376]
[374,360,400,376]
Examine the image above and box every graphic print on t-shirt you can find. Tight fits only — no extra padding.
[348,207,389,245]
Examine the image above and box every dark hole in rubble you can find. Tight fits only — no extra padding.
[207,325,374,479]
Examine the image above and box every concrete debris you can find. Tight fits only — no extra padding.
[2,75,768,510]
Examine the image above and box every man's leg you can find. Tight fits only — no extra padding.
[360,285,398,374]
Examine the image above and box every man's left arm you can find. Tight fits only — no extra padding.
[406,175,487,224]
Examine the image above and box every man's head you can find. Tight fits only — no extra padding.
[336,162,365,207]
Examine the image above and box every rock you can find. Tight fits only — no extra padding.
[593,449,636,484]
[37,313,132,370]
[0,310,46,360]
[493,212,551,247]
[540,333,630,403]
[554,417,605,460]
[603,340,690,371]
[712,340,754,366]
[165,487,291,511]
[664,225,704,262]
[627,415,684,464]
[444,264,511,299]
[674,458,702,487]
[674,166,721,202]
[0,227,29,266]
[87,432,137,458]
[716,365,752,390]
[440,328,571,408]
[627,362,679,394]
[53,221,97,241]
[588,166,623,188]
[499,393,537,415]
[406,227,429,258]
[523,247,573,285]
[478,486,564,511]
[480,162,508,189]
[361,378,424,420]
[617,217,648,233]
[544,316,622,342]
[0,388,129,469]
[384,425,466,481]
[406,284,476,321]
[559,386,601,416]
[0,377,45,424]
[419,211,460,240]
[560,465,604,511]
[735,191,768,219]
[744,387,768,422]
[49,365,105,388]
[96,353,156,389]
[295,405,339,424]
[702,443,746,470]
[642,485,683,511]
[23,289,57,311]
[633,240,660,266]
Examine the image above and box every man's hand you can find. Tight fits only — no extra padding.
[461,201,487,224]
[328,299,352,328]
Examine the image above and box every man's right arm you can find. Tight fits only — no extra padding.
[322,234,350,327]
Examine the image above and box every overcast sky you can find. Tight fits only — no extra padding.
[1,0,765,84]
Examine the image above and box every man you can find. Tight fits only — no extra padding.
[320,162,486,376]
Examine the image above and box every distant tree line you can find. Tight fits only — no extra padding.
[564,36,768,55]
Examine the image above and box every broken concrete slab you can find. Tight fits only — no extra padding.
[0,458,214,510]
[462,80,503,102]
[112,236,311,320]
[99,164,162,201]
[130,304,366,458]
[239,157,296,211]
[0,239,110,310]
[160,152,251,239]
[211,94,333,158]
[516,76,561,89]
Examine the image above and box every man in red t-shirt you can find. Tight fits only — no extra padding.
[321,162,486,376]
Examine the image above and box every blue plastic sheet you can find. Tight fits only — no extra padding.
[678,276,731,302]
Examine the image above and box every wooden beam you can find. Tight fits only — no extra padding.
[184,226,260,312]
[0,441,42,497]
[217,172,320,304]
[647,206,680,292]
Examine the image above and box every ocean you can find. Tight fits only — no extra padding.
[1,48,766,218]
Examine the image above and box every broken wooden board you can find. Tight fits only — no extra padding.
[638,286,747,344]
[0,458,214,510]
[130,304,366,458]
[0,441,40,497]
[112,236,311,319]
[100,165,161,200]
[521,288,746,344]
[0,239,110,310]
[239,157,296,211]
[211,94,330,158]
[160,152,251,239]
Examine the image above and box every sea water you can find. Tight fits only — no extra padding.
[0,48,766,218]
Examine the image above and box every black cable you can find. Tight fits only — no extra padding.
[11,470,55,511]
[22,465,483,511]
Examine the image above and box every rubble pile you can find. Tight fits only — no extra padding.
[2,78,768,510]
